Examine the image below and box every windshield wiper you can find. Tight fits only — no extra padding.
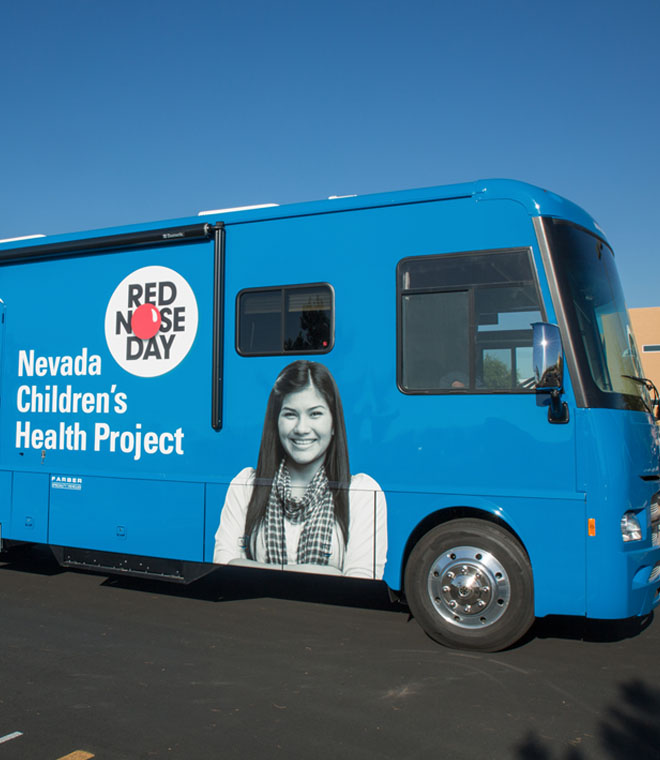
[622,374,659,416]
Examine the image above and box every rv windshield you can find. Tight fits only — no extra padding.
[542,218,649,412]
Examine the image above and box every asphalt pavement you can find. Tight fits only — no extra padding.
[1,544,658,760]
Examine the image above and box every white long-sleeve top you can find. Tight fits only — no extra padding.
[213,468,388,580]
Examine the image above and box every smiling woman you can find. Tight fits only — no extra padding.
[213,360,388,579]
[278,383,334,482]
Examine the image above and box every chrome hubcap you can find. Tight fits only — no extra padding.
[427,545,510,629]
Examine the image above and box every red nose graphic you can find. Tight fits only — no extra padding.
[131,303,162,340]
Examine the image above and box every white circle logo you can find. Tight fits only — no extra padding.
[104,266,198,377]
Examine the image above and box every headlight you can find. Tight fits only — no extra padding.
[621,511,643,542]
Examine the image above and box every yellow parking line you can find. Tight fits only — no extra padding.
[56,752,95,760]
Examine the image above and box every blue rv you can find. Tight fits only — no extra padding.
[0,179,658,651]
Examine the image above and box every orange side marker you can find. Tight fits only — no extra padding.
[588,518,596,537]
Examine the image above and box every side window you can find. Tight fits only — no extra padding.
[237,284,334,356]
[398,249,543,393]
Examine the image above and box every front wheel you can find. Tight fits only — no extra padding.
[404,519,534,651]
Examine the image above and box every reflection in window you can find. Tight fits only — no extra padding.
[398,249,543,393]
[238,284,333,355]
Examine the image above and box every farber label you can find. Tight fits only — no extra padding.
[51,475,83,491]
[104,266,198,377]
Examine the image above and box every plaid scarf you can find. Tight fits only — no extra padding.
[263,460,335,566]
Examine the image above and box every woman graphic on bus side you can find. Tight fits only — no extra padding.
[213,360,387,579]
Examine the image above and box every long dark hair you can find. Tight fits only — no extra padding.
[244,360,351,558]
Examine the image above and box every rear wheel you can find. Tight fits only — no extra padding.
[404,519,534,651]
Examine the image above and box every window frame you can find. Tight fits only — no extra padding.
[235,282,335,357]
[396,247,546,395]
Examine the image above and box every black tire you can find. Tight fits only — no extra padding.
[404,518,534,651]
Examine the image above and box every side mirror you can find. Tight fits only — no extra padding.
[533,322,563,390]
[532,322,569,423]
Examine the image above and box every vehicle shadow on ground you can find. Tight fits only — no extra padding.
[515,678,660,760]
[0,544,655,644]
[0,543,66,576]
[105,562,402,613]
[108,568,656,648]
[0,543,398,612]
[527,612,654,645]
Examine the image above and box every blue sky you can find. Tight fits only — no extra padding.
[2,0,658,306]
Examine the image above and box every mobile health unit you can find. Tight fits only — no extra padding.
[0,179,658,651]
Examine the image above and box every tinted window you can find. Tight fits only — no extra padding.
[237,284,333,355]
[542,218,648,411]
[402,290,469,390]
[398,249,543,393]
